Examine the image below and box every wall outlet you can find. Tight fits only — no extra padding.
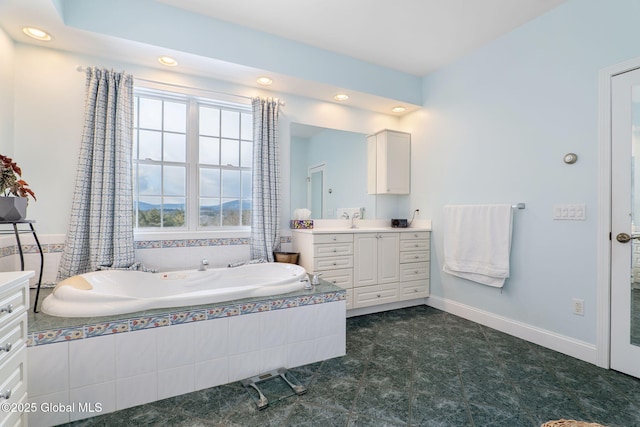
[572,298,585,316]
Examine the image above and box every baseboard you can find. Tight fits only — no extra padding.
[347,298,428,318]
[427,296,598,365]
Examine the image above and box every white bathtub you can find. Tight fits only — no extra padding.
[42,262,307,317]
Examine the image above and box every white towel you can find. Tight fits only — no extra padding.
[442,204,513,288]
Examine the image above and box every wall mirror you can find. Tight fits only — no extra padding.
[290,124,376,219]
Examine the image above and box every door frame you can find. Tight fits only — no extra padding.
[597,56,640,368]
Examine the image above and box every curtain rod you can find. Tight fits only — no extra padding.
[75,65,285,106]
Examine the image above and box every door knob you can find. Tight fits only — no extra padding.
[616,233,640,243]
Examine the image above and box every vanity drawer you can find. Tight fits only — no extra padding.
[314,243,353,257]
[400,239,429,252]
[0,313,27,368]
[3,391,26,427]
[400,251,429,264]
[399,280,429,299]
[314,256,354,271]
[353,283,398,308]
[400,262,430,282]
[400,231,430,241]
[0,283,27,327]
[0,346,27,416]
[320,268,353,289]
[313,234,353,244]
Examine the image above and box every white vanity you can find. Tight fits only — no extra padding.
[0,271,33,427]
[292,222,430,314]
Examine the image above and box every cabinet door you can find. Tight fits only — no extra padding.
[377,233,400,284]
[374,131,410,195]
[354,234,377,287]
[383,131,410,194]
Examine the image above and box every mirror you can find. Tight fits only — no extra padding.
[290,124,376,219]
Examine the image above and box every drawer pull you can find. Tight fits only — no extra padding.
[415,255,419,259]
[414,289,419,293]
[415,244,419,247]
[332,237,337,241]
[376,294,381,298]
[0,343,11,353]
[0,390,10,400]
[333,249,337,252]
[333,262,337,266]
[415,270,419,274]
[0,304,13,314]
[332,280,337,284]
[414,234,419,238]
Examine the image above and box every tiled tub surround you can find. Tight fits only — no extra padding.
[26,283,345,427]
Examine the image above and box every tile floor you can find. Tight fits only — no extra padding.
[59,305,640,427]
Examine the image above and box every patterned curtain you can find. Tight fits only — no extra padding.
[251,97,281,261]
[57,67,135,280]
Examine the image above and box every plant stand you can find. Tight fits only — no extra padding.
[0,220,44,313]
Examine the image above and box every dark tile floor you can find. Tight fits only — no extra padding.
[61,306,640,427]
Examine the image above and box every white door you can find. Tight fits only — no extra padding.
[354,234,377,287]
[611,67,640,377]
[307,164,325,219]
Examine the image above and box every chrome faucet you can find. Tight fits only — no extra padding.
[351,212,360,229]
[198,258,209,271]
[341,211,350,220]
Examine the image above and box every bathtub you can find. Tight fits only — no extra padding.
[41,262,307,317]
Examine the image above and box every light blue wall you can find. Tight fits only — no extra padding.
[404,0,640,344]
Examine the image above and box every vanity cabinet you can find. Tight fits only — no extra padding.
[354,233,399,287]
[0,272,32,427]
[399,232,430,299]
[367,130,411,195]
[292,229,430,313]
[293,232,355,309]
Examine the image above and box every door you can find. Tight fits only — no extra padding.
[611,67,640,377]
[377,233,400,284]
[354,233,377,287]
[307,164,325,219]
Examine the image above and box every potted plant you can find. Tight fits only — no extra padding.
[0,155,36,221]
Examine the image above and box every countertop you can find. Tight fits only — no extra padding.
[289,219,432,234]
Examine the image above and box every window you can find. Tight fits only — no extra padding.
[133,90,252,230]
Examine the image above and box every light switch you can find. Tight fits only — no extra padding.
[553,204,586,220]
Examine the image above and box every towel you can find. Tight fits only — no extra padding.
[442,204,513,288]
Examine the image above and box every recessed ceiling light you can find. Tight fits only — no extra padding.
[22,27,51,41]
[391,106,406,113]
[334,93,349,101]
[256,76,273,86]
[158,56,178,67]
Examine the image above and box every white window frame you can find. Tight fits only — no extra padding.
[133,86,252,235]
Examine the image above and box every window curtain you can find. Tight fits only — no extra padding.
[57,67,135,280]
[251,97,281,261]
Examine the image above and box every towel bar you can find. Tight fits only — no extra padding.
[511,203,526,209]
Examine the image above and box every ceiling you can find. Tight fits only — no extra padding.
[0,0,566,114]
[157,0,565,77]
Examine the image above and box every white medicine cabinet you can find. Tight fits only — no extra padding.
[367,129,411,195]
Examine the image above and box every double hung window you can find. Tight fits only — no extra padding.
[132,89,253,230]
